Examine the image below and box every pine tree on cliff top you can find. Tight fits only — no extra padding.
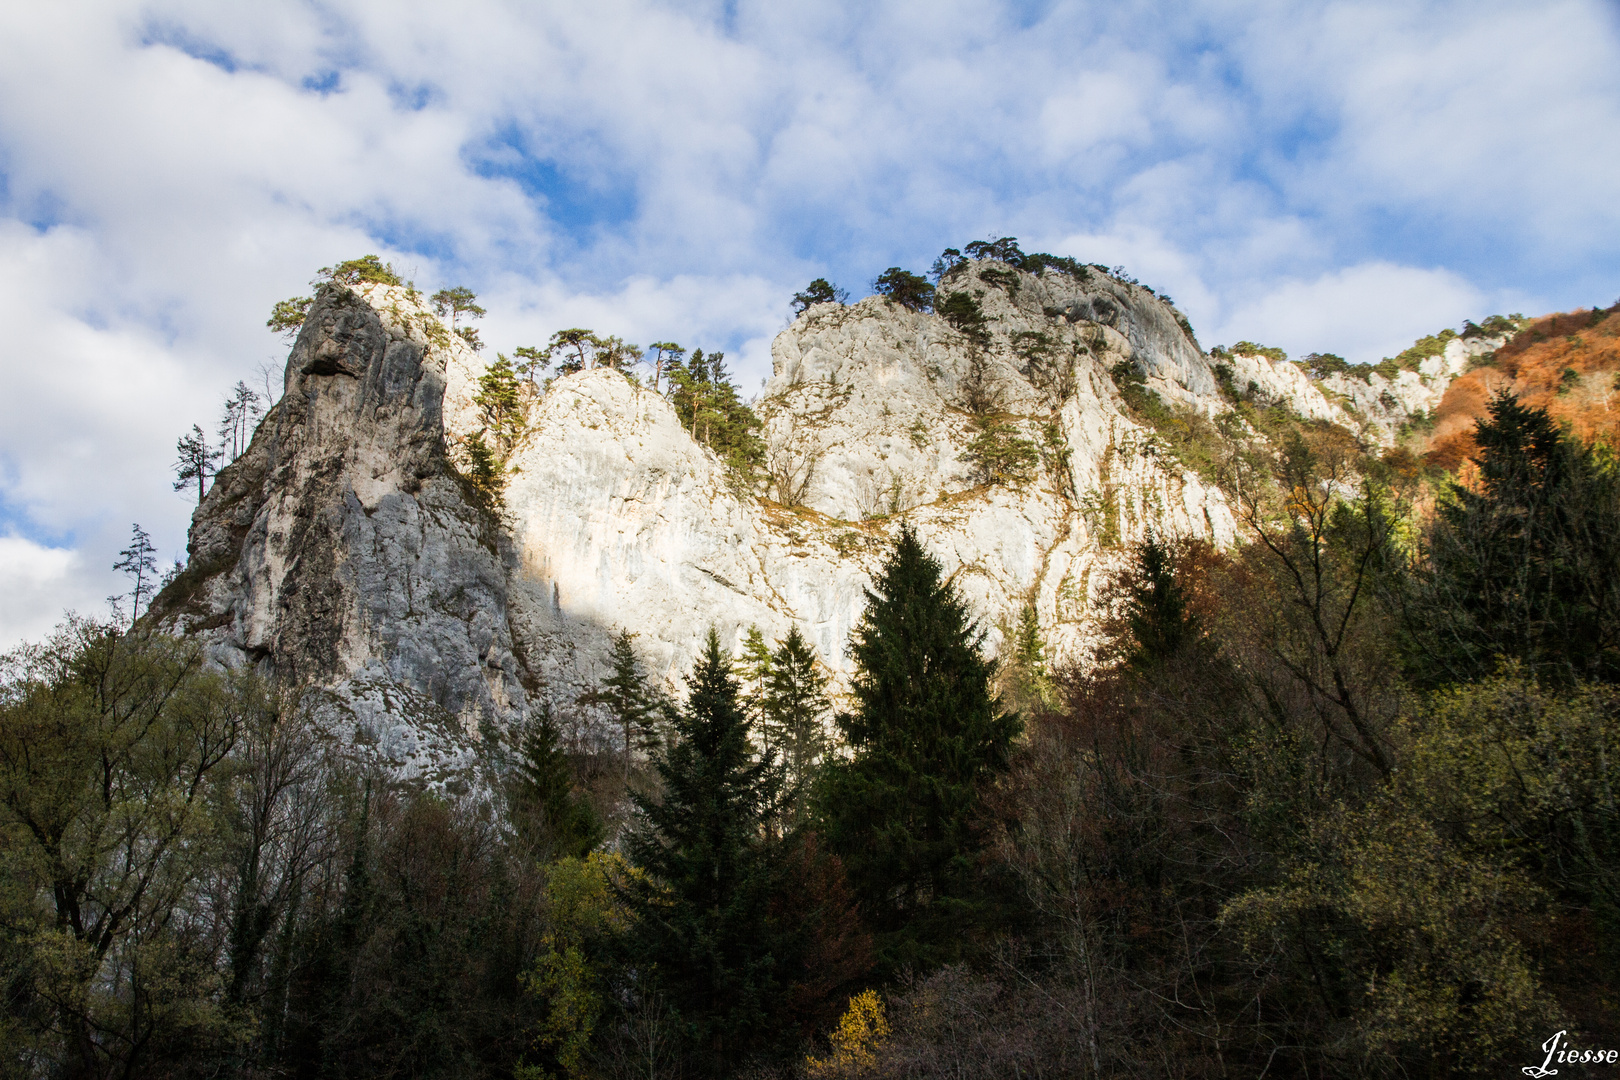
[816,524,1021,972]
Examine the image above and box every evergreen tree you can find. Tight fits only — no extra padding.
[577,629,663,781]
[173,424,221,502]
[431,285,486,330]
[512,345,548,384]
[511,704,603,860]
[545,328,607,375]
[317,254,402,287]
[738,625,774,727]
[816,524,1021,972]
[1125,534,1201,670]
[760,627,831,824]
[112,523,159,624]
[666,349,765,483]
[1415,392,1620,686]
[622,629,791,1076]
[476,353,526,454]
[647,341,684,392]
[872,268,935,312]
[218,381,262,464]
[462,431,504,507]
[267,295,313,339]
[790,278,847,315]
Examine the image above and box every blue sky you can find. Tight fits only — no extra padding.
[1,0,1617,644]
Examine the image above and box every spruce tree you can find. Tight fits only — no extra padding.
[1125,534,1200,670]
[622,629,790,1076]
[738,625,773,728]
[577,629,662,781]
[1416,392,1620,685]
[760,627,831,824]
[816,524,1021,971]
[511,704,603,860]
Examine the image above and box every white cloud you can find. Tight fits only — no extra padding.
[0,0,1614,633]
[1210,262,1487,364]
[0,538,91,648]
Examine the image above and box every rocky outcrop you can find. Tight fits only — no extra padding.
[156,260,1464,780]
[155,283,526,783]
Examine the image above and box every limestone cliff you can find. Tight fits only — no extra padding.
[154,260,1459,778]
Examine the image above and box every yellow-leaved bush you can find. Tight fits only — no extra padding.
[805,989,890,1079]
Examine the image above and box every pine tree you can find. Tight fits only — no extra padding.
[815,524,1021,972]
[647,341,684,392]
[622,630,790,1076]
[760,627,831,824]
[112,523,158,624]
[476,354,526,454]
[431,285,485,330]
[577,629,662,781]
[512,345,548,384]
[218,381,262,464]
[173,424,221,502]
[511,704,603,860]
[790,278,847,315]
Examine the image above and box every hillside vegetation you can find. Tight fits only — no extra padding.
[1421,302,1620,470]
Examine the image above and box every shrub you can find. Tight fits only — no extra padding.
[1230,340,1287,364]
[964,414,1039,486]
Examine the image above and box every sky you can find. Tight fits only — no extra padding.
[1,0,1617,646]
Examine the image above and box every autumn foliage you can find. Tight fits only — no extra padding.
[1423,301,1620,470]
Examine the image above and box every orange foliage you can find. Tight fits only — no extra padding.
[1422,303,1620,470]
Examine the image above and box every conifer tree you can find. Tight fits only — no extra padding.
[816,524,1021,971]
[476,354,526,454]
[1415,392,1620,685]
[622,629,791,1076]
[647,341,684,392]
[872,268,935,312]
[111,523,159,625]
[790,278,847,315]
[267,295,313,339]
[760,627,831,824]
[577,629,662,781]
[218,381,263,464]
[431,286,485,330]
[739,625,773,727]
[173,424,221,502]
[545,328,607,375]
[511,345,548,384]
[511,704,603,860]
[1125,534,1200,671]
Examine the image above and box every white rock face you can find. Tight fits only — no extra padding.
[158,261,1467,777]
[1317,335,1504,442]
[488,263,1245,693]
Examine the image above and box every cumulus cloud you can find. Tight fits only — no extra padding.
[0,538,94,647]
[0,0,1615,641]
[1208,262,1488,364]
